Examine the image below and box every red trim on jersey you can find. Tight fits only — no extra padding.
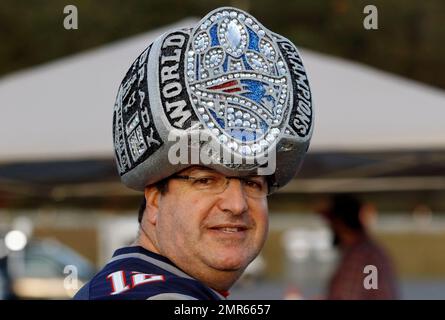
[216,290,230,298]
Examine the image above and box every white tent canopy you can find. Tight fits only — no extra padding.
[306,53,445,152]
[1,19,445,163]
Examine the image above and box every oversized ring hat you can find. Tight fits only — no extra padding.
[113,7,314,193]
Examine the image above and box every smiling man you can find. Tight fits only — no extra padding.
[137,166,269,295]
[74,6,313,300]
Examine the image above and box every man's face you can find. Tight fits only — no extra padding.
[150,166,269,281]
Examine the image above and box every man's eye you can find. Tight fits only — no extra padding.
[244,180,263,190]
[193,177,216,186]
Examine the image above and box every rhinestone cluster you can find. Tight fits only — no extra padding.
[194,32,210,53]
[259,39,276,61]
[246,52,269,73]
[204,48,224,68]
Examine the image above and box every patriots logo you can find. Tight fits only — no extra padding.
[206,79,278,113]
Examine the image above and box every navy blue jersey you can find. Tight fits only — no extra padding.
[73,246,227,300]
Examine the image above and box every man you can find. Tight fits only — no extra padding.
[74,6,313,300]
[321,194,399,300]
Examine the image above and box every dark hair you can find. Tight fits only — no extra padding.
[138,178,169,223]
[328,194,364,231]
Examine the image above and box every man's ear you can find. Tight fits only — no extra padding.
[144,185,161,225]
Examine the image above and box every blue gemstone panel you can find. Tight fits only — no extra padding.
[242,55,253,70]
[208,108,225,129]
[195,55,200,80]
[210,24,220,46]
[247,27,259,52]
[222,55,229,72]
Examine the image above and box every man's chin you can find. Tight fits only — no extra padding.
[206,251,252,272]
[202,237,257,271]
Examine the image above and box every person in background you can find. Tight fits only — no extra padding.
[320,194,399,300]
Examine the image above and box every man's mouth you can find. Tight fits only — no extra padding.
[209,225,249,233]
[217,227,245,233]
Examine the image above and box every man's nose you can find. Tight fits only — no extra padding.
[217,179,248,215]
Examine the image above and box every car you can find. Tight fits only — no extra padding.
[0,233,95,300]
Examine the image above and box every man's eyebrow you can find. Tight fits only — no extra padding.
[244,175,266,181]
[184,167,217,174]
[184,167,266,179]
